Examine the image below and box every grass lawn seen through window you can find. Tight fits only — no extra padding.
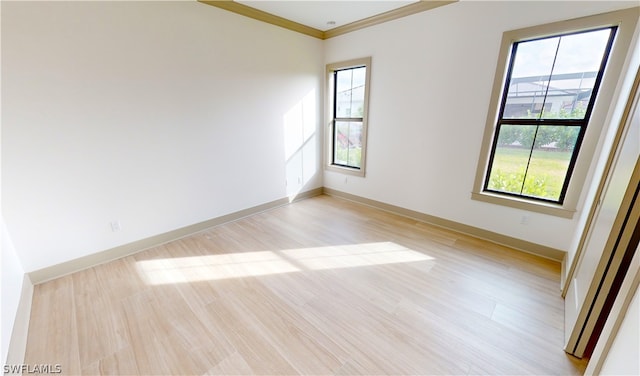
[487,147,572,201]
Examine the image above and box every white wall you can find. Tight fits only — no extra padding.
[1,1,324,272]
[323,0,638,252]
[3,1,636,272]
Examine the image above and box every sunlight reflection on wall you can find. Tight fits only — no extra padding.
[284,90,317,201]
[136,242,435,285]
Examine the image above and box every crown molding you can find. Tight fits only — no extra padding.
[198,0,457,40]
[198,0,325,39]
[324,1,457,39]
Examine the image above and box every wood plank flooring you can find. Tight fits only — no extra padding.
[24,195,587,375]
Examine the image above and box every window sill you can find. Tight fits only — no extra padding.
[326,164,365,177]
[471,191,576,219]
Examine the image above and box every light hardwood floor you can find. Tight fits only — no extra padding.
[24,195,587,375]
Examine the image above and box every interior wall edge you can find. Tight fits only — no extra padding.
[586,245,640,374]
[4,274,33,367]
[323,187,566,262]
[27,188,323,285]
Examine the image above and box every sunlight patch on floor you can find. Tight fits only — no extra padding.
[136,241,434,285]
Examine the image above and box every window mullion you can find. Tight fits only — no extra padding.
[535,37,562,121]
[335,117,364,122]
[520,125,540,195]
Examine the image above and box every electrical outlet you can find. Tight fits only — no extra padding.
[110,220,122,232]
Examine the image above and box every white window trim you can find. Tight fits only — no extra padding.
[325,57,372,177]
[471,7,639,219]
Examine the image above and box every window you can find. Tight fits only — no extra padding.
[472,8,638,217]
[485,28,616,203]
[326,57,371,176]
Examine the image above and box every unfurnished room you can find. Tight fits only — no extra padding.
[2,1,639,375]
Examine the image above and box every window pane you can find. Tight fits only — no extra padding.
[503,29,612,120]
[523,126,580,200]
[503,37,559,119]
[336,67,366,118]
[543,29,612,119]
[350,67,366,117]
[334,121,348,165]
[487,125,536,195]
[553,30,611,74]
[511,37,559,78]
[334,121,362,168]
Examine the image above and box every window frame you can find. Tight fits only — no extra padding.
[484,27,617,204]
[472,8,639,218]
[325,57,372,177]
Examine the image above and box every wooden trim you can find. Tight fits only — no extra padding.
[471,192,575,219]
[198,0,457,40]
[567,159,640,357]
[198,0,324,39]
[323,1,457,39]
[562,67,640,298]
[28,188,323,284]
[561,253,568,291]
[5,274,34,367]
[471,23,512,195]
[323,187,565,261]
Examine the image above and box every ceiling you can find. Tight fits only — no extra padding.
[237,1,418,31]
[199,1,456,39]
